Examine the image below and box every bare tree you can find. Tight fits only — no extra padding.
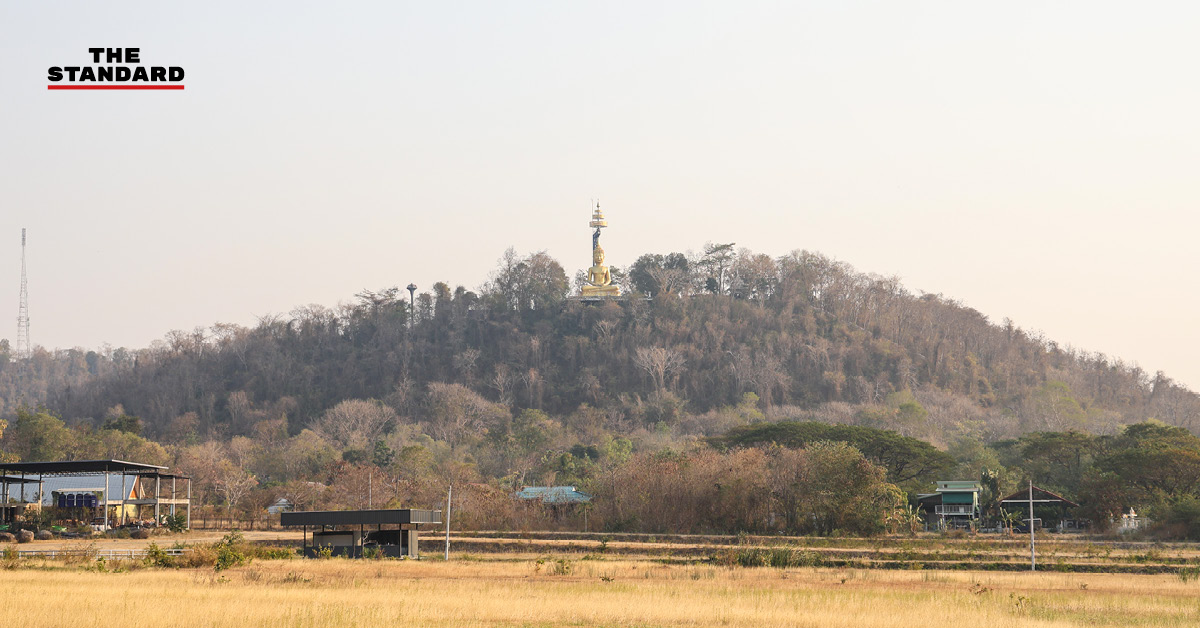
[453,349,481,385]
[216,460,258,524]
[426,382,510,449]
[313,399,397,450]
[489,365,517,407]
[634,346,686,394]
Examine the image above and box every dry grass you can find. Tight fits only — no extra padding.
[1,556,1199,627]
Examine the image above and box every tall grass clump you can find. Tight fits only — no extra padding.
[713,547,824,568]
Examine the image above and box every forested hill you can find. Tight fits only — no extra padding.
[1,245,1197,447]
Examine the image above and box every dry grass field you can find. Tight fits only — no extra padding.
[1,554,1199,627]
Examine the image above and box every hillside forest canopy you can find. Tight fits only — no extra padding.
[1,244,1199,536]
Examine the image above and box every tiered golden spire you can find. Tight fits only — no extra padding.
[581,202,620,297]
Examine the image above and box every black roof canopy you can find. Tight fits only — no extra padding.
[0,476,41,485]
[138,472,191,480]
[281,509,442,527]
[0,459,167,476]
[999,485,1080,508]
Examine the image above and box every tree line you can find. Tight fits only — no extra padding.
[1,242,1198,535]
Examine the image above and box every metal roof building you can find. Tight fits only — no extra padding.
[916,480,981,530]
[0,459,191,530]
[515,486,593,504]
[281,509,442,558]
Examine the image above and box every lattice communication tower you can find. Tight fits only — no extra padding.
[16,228,30,359]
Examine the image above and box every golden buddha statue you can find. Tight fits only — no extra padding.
[581,203,620,297]
[582,246,619,296]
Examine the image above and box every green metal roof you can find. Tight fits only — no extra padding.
[935,480,981,492]
[516,486,592,504]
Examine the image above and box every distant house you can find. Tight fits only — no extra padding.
[266,498,294,514]
[515,486,592,527]
[515,486,592,505]
[916,480,981,530]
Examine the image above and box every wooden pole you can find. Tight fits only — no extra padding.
[444,485,453,561]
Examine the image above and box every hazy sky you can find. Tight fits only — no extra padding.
[1,2,1197,389]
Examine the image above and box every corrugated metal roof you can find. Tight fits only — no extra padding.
[998,485,1080,507]
[516,486,592,504]
[281,509,442,527]
[0,460,166,475]
[936,480,981,492]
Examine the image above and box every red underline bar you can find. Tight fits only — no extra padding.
[47,85,185,90]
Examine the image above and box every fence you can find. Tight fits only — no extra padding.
[14,547,191,559]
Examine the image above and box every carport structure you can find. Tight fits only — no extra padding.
[0,459,191,530]
[282,509,441,558]
[999,485,1080,532]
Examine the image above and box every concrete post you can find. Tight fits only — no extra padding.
[1029,480,1036,572]
[407,529,419,558]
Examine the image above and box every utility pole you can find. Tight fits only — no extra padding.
[16,228,30,359]
[1029,480,1036,571]
[444,484,452,561]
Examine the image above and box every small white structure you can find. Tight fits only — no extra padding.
[1118,507,1148,533]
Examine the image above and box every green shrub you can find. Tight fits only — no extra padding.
[1178,566,1200,583]
[213,531,250,572]
[1,545,18,569]
[165,514,188,534]
[253,546,295,560]
[142,542,175,568]
[534,556,574,575]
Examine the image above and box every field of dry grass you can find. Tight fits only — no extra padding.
[28,530,1200,572]
[1,553,1199,627]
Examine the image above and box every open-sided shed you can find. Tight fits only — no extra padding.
[281,509,441,558]
[0,459,191,529]
[999,485,1081,532]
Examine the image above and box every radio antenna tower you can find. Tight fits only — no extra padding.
[16,228,30,359]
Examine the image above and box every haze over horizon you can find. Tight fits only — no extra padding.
[1,1,1197,389]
